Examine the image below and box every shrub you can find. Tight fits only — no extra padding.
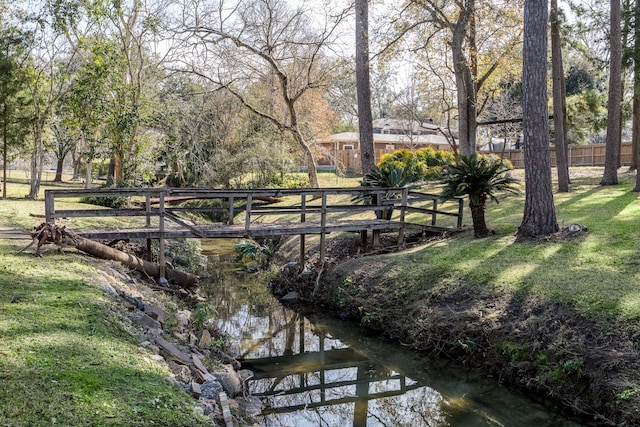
[165,239,206,273]
[378,148,454,182]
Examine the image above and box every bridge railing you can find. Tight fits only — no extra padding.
[44,186,463,230]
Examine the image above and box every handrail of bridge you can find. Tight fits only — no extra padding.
[44,186,464,231]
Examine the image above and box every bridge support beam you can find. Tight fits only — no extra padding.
[360,230,367,249]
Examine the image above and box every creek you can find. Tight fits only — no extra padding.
[199,240,594,427]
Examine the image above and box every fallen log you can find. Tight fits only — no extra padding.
[28,223,199,288]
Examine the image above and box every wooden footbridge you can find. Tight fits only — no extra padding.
[40,186,464,280]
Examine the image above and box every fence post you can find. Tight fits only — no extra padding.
[457,197,464,229]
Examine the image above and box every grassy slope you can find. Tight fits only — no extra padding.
[0,180,210,426]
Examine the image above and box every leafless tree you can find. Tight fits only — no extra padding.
[383,0,523,156]
[176,0,347,188]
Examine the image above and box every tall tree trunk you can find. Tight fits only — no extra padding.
[108,155,116,186]
[114,152,124,186]
[633,93,639,174]
[551,0,570,192]
[2,102,7,199]
[54,156,64,182]
[84,160,92,189]
[71,146,80,181]
[28,116,44,200]
[355,0,375,175]
[293,128,319,188]
[601,0,623,185]
[452,25,477,156]
[517,0,559,238]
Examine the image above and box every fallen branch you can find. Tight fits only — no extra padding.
[29,223,199,288]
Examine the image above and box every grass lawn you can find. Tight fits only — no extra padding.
[411,168,640,322]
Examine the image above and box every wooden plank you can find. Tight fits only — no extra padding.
[0,229,31,239]
[52,209,150,218]
[191,353,210,375]
[165,212,205,237]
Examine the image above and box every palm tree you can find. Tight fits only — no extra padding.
[360,163,421,219]
[441,154,519,237]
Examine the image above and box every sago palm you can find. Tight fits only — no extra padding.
[440,154,519,237]
[360,163,421,219]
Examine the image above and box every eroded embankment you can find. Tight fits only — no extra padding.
[271,234,640,426]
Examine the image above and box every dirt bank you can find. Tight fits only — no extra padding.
[272,232,640,426]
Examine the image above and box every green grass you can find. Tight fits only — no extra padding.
[0,180,211,426]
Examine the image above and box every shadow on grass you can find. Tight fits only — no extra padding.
[0,265,207,426]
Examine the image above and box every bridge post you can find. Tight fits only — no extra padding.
[320,192,327,261]
[245,194,252,232]
[299,194,306,267]
[44,190,55,224]
[145,193,152,261]
[158,191,166,284]
[398,187,408,248]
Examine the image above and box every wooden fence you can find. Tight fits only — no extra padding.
[331,142,634,174]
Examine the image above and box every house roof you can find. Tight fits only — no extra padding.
[371,118,440,132]
[319,132,450,145]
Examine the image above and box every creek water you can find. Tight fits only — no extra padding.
[200,240,593,427]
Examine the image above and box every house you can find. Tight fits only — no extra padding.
[316,119,454,174]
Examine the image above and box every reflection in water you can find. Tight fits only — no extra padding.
[200,243,591,427]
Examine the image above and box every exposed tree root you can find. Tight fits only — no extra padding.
[28,223,199,288]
